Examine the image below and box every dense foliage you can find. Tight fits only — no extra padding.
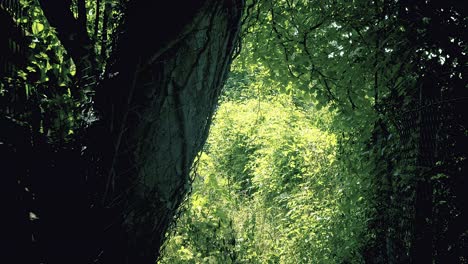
[161,0,466,263]
[1,0,121,140]
[1,0,466,263]
[160,91,372,263]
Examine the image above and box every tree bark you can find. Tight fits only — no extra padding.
[90,1,243,262]
[2,1,243,263]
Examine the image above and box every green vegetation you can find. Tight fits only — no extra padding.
[160,93,372,263]
[159,38,376,262]
[161,0,467,262]
[1,0,466,263]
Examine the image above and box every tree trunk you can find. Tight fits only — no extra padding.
[2,1,243,263]
[90,1,243,263]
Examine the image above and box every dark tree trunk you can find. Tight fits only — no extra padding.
[91,1,243,262]
[2,1,243,263]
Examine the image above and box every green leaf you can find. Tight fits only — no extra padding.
[32,21,44,34]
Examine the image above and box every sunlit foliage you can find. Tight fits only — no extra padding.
[161,0,466,263]
[161,88,373,263]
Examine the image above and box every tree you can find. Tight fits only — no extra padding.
[3,0,466,263]
[161,0,467,262]
[1,0,244,263]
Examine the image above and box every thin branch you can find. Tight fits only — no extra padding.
[347,86,357,110]
[241,0,258,27]
[77,0,87,33]
[94,0,101,41]
[270,8,299,79]
[100,2,111,61]
[39,0,92,68]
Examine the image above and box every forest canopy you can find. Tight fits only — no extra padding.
[1,0,466,263]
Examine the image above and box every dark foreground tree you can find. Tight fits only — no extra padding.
[1,0,243,263]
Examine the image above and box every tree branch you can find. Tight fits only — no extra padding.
[39,0,94,79]
[94,0,101,41]
[77,0,87,34]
